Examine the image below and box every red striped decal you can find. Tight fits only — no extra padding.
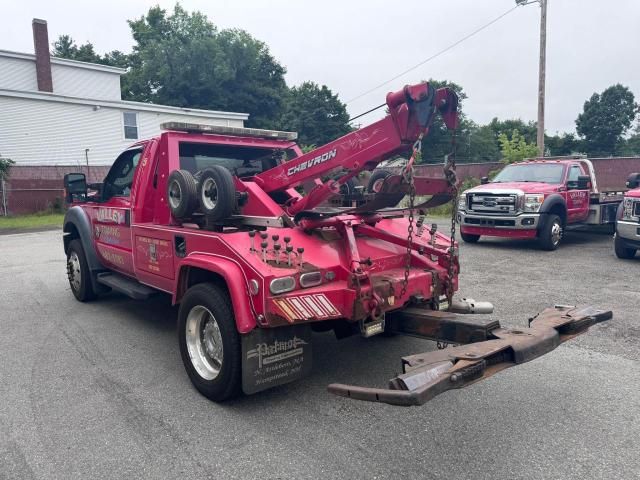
[314,294,340,316]
[288,297,312,319]
[302,296,326,318]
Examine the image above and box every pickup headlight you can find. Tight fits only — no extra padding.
[622,198,634,220]
[523,194,544,212]
[457,194,467,211]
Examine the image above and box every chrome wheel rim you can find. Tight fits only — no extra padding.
[185,305,223,380]
[201,178,218,211]
[168,180,182,210]
[67,251,82,292]
[372,178,386,193]
[551,222,562,246]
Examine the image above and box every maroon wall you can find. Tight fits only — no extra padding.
[416,157,640,190]
[3,166,110,215]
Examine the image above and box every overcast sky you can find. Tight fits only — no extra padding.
[3,0,639,134]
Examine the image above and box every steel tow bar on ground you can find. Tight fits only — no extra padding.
[328,305,612,406]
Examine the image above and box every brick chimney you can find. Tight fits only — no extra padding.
[32,18,53,92]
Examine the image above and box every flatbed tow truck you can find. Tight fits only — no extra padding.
[63,82,611,406]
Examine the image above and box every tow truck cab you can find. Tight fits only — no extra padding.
[614,173,640,259]
[457,157,622,250]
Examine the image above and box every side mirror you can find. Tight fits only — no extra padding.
[480,176,489,185]
[64,173,87,202]
[576,175,591,190]
[626,172,640,189]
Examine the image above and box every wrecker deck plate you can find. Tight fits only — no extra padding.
[328,305,612,406]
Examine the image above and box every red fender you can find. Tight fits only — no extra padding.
[173,253,256,334]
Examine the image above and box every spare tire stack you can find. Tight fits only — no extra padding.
[167,167,237,225]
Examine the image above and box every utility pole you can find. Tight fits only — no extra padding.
[84,148,90,180]
[537,0,547,158]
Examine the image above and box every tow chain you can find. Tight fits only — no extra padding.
[399,135,422,299]
[444,127,459,308]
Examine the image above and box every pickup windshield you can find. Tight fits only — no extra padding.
[492,163,565,184]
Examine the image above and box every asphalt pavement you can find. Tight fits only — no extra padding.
[0,228,638,479]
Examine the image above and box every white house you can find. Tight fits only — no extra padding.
[0,19,249,166]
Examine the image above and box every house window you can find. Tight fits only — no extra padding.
[123,112,138,140]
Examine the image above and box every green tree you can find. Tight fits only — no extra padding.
[124,5,288,128]
[420,79,469,164]
[616,124,640,156]
[278,82,351,146]
[576,84,638,156]
[0,157,15,182]
[52,34,125,66]
[544,132,582,156]
[488,118,537,145]
[465,123,501,163]
[498,129,538,164]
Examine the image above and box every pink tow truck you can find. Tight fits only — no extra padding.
[614,173,640,259]
[457,157,625,250]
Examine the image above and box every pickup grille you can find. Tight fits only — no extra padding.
[634,201,640,218]
[467,193,518,214]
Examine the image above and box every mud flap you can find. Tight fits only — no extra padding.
[241,325,313,395]
[328,305,612,406]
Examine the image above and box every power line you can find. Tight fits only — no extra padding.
[348,102,386,123]
[344,5,522,106]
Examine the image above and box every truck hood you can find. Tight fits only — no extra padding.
[626,188,640,199]
[465,182,561,195]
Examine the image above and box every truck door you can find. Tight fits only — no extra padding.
[565,164,589,223]
[89,146,143,276]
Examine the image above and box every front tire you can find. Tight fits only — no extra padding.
[66,239,97,302]
[178,283,242,402]
[614,233,637,259]
[460,232,480,243]
[538,214,563,251]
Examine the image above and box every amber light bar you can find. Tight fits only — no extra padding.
[161,122,298,141]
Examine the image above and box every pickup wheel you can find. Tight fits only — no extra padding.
[367,170,392,193]
[614,233,637,259]
[178,283,241,402]
[539,214,563,251]
[460,232,480,243]
[198,166,236,222]
[167,170,198,219]
[66,239,97,302]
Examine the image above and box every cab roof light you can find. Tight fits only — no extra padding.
[161,122,298,141]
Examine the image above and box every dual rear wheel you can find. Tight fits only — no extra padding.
[178,283,242,402]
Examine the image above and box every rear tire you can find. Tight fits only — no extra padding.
[198,166,236,222]
[167,170,198,219]
[66,239,97,302]
[538,214,563,251]
[460,232,480,243]
[614,233,637,259]
[178,283,242,402]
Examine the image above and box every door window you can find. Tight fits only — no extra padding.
[566,165,583,189]
[102,148,143,201]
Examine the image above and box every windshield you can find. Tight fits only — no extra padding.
[492,163,565,184]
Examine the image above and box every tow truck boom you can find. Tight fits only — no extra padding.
[254,83,459,215]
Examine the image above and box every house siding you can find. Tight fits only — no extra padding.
[51,63,121,100]
[0,95,245,166]
[0,55,38,91]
